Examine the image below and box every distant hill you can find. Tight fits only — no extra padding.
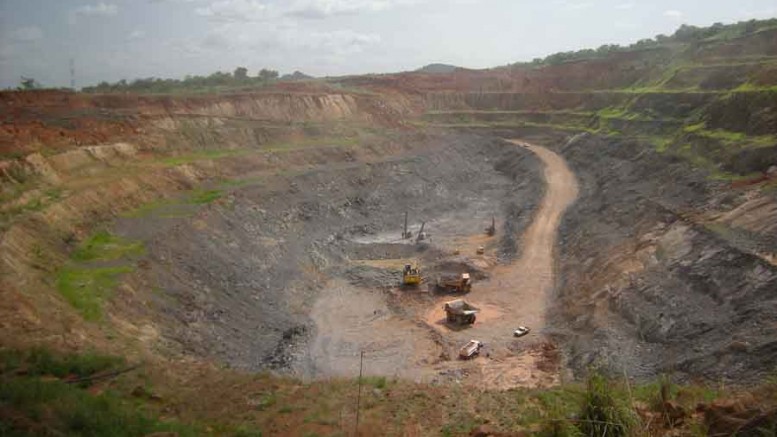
[416,63,460,74]
[280,71,314,81]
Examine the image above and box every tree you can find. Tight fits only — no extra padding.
[258,68,279,81]
[19,76,39,90]
[673,24,702,42]
[233,66,248,81]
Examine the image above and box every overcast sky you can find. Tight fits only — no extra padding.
[1,0,776,89]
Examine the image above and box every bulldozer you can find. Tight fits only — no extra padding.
[435,273,472,293]
[402,264,422,286]
[444,299,478,325]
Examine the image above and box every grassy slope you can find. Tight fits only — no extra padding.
[5,348,773,436]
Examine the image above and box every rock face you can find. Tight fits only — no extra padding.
[549,134,777,382]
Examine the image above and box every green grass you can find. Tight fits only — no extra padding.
[733,83,777,93]
[218,175,268,189]
[189,189,223,204]
[162,148,251,166]
[0,187,65,230]
[360,376,388,389]
[1,348,123,381]
[596,108,645,120]
[54,230,144,320]
[56,265,133,321]
[700,129,774,146]
[72,231,145,262]
[250,392,277,411]
[650,136,674,152]
[162,137,360,167]
[416,119,597,133]
[683,122,706,133]
[683,122,775,147]
[122,198,174,218]
[124,187,223,219]
[577,373,638,437]
[0,348,199,437]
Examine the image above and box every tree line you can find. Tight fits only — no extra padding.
[81,67,288,94]
[515,17,777,67]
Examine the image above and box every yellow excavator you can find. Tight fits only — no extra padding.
[402,264,422,286]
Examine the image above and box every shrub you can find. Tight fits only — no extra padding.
[577,372,637,437]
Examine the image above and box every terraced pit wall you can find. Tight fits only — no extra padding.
[0,89,424,357]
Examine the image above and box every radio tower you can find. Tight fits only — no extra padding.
[70,58,76,90]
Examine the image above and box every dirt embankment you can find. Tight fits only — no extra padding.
[0,88,420,158]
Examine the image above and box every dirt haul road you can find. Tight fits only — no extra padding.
[507,139,579,319]
[425,140,579,389]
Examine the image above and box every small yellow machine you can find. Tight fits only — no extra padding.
[402,264,422,286]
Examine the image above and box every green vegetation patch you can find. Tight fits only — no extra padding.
[1,187,64,231]
[189,189,223,204]
[596,108,646,120]
[162,148,251,166]
[0,348,198,437]
[162,136,360,167]
[683,122,776,148]
[124,187,223,219]
[702,130,773,147]
[72,231,145,262]
[577,373,638,437]
[733,83,777,93]
[1,348,124,381]
[56,265,133,321]
[54,230,144,320]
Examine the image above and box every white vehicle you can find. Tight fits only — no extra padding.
[513,326,531,337]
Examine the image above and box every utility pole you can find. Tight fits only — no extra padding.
[69,58,75,90]
[354,350,364,436]
[403,211,409,239]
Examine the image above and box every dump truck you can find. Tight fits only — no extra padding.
[435,273,472,293]
[444,299,478,325]
[459,340,484,359]
[402,264,422,286]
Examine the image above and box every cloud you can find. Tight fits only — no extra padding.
[738,7,777,19]
[296,29,381,54]
[614,2,634,10]
[284,0,399,18]
[195,0,269,21]
[663,9,683,20]
[69,2,118,24]
[128,30,146,41]
[194,0,419,22]
[74,2,119,17]
[0,26,45,64]
[0,27,44,62]
[8,26,44,43]
[553,1,594,11]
